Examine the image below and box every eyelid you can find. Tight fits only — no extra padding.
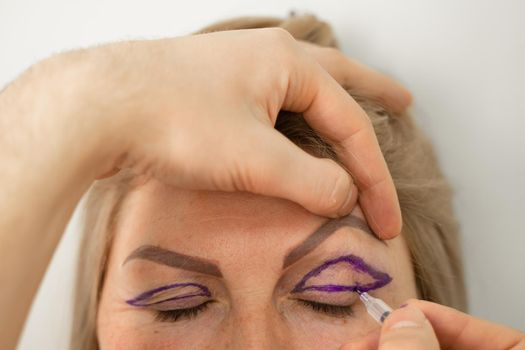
[291,254,392,295]
[149,294,211,311]
[297,299,355,318]
[126,282,211,307]
[155,300,214,322]
[291,287,359,307]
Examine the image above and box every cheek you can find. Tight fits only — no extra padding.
[97,316,214,350]
[97,305,381,350]
[98,324,159,350]
[281,302,380,348]
[97,298,229,349]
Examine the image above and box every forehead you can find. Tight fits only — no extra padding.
[113,179,369,266]
[115,179,323,256]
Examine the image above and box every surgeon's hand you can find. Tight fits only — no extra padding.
[339,300,525,350]
[76,28,406,237]
[1,27,411,350]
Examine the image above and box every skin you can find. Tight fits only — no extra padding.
[341,302,525,350]
[0,26,521,350]
[98,179,419,349]
[0,28,411,349]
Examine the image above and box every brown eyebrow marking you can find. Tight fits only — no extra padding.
[283,215,379,269]
[123,245,223,278]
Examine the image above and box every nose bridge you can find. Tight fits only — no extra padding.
[228,303,290,350]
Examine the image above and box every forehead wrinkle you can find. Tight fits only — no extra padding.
[282,214,380,269]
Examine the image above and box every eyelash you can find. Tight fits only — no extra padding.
[154,299,353,323]
[155,300,213,322]
[298,299,354,318]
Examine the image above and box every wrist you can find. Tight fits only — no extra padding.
[11,49,128,181]
[0,54,138,233]
[0,51,115,348]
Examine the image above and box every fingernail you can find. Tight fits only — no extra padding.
[399,303,408,308]
[386,305,426,332]
[390,320,420,330]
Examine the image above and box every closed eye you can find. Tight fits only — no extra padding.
[154,300,214,322]
[297,299,354,318]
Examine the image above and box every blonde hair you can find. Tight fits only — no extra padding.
[71,14,467,350]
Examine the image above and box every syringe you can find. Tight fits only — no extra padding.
[357,290,393,324]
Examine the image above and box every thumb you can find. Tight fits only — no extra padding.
[378,304,440,350]
[242,125,358,218]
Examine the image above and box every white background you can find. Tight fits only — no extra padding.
[0,0,523,348]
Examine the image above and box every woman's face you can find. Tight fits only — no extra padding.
[98,179,418,349]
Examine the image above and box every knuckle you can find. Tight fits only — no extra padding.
[257,27,295,50]
[322,46,344,60]
[319,47,347,71]
[264,27,294,42]
[255,28,298,70]
[265,28,297,54]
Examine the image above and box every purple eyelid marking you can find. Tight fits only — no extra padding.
[292,255,392,294]
[126,282,211,307]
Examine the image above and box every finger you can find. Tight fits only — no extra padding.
[407,300,525,350]
[283,53,401,238]
[378,304,440,350]
[240,123,358,218]
[298,41,412,113]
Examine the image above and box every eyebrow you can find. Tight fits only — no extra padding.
[123,245,223,277]
[123,215,376,277]
[282,214,379,268]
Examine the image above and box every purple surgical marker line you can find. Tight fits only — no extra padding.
[126,282,211,307]
[292,255,392,294]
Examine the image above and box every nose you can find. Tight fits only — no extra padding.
[227,304,291,350]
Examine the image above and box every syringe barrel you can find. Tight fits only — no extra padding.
[359,292,393,324]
